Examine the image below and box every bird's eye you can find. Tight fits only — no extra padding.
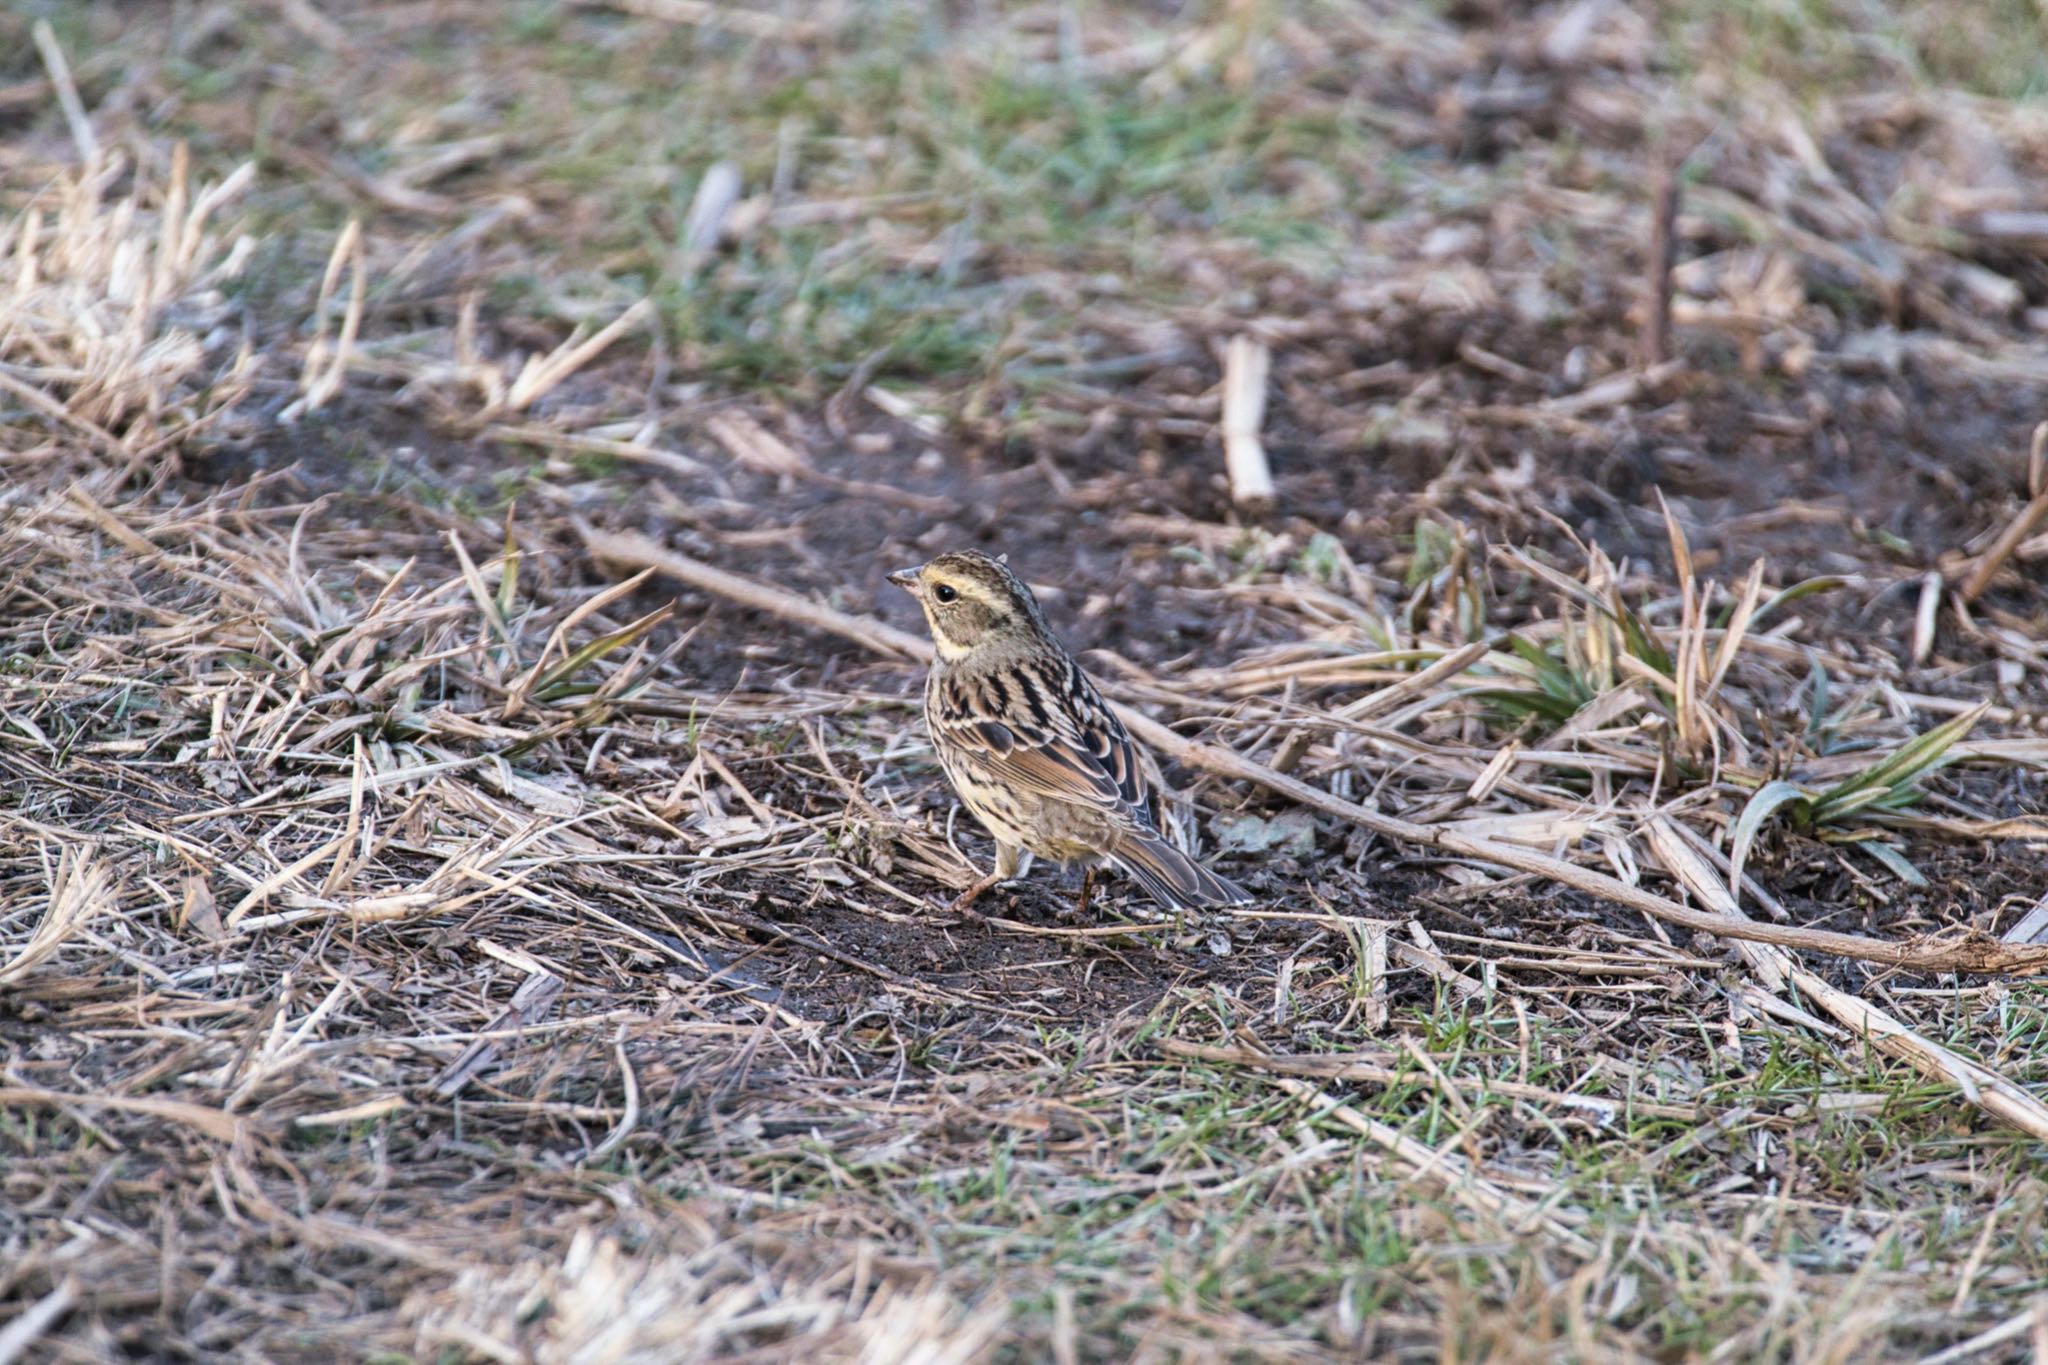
[933,583,958,603]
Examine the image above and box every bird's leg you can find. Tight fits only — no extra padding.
[994,842,1023,881]
[1072,866,1098,919]
[946,842,1024,914]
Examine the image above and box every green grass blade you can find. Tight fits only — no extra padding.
[1505,635,1590,704]
[1810,704,1987,823]
[531,608,671,700]
[1612,596,1673,676]
[1472,687,1583,725]
[1853,839,1929,888]
[1744,575,1850,631]
[496,506,522,626]
[1814,786,1894,822]
[1728,779,1813,897]
[1804,655,1830,741]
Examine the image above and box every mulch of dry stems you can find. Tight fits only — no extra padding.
[5,3,2048,1362]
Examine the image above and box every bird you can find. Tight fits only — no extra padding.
[888,550,1250,914]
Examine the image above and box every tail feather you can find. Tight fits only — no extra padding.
[1111,834,1250,909]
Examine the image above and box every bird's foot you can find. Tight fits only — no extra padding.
[944,873,1006,917]
[1059,867,1099,922]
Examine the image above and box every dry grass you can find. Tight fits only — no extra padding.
[4,2,2048,1362]
[0,147,255,481]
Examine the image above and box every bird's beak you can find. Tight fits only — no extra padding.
[886,566,921,593]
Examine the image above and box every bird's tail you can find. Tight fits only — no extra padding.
[1111,833,1251,909]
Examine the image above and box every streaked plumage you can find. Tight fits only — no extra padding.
[889,550,1248,911]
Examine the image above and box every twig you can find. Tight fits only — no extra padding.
[483,424,709,478]
[293,1096,410,1128]
[575,521,927,662]
[1793,965,2048,1139]
[1542,358,1685,416]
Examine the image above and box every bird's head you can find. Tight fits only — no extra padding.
[887,550,1046,659]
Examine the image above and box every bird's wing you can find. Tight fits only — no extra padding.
[932,659,1153,822]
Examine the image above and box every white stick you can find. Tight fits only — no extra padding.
[682,161,744,256]
[1222,333,1274,511]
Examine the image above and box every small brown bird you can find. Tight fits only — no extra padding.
[889,550,1248,912]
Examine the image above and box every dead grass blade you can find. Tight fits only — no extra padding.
[0,1276,78,1365]
[2003,894,2048,946]
[430,971,566,1099]
[10,11,2048,1354]
[1959,420,2048,603]
[494,297,655,417]
[293,217,366,417]
[0,845,112,988]
[2,144,256,460]
[30,20,95,163]
[1788,964,2048,1140]
[1917,1304,2048,1365]
[0,1086,250,1144]
[1142,718,2045,974]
